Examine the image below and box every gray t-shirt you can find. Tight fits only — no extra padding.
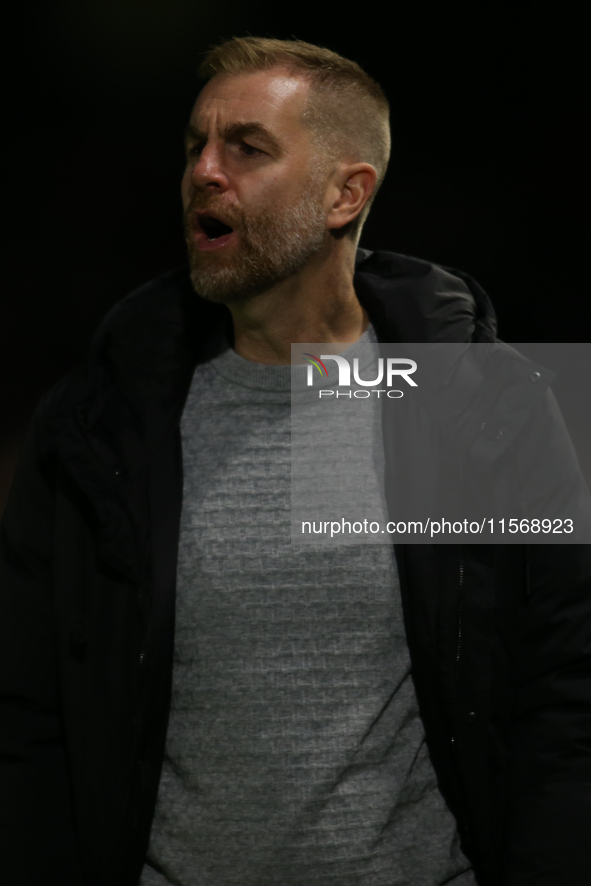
[142,327,475,886]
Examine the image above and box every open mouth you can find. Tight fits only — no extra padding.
[199,215,234,241]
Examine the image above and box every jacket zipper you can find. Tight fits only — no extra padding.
[451,418,487,754]
[74,413,151,875]
[115,624,146,876]
[451,549,464,755]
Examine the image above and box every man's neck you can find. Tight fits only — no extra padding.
[228,246,368,364]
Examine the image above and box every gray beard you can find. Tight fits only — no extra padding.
[185,190,328,304]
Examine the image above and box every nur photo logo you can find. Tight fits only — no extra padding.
[302,353,417,398]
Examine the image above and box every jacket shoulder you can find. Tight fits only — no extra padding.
[92,267,193,334]
[30,269,194,422]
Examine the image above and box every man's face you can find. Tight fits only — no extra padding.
[181,68,332,303]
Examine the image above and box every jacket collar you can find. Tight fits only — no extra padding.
[87,248,497,429]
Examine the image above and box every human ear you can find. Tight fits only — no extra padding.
[326,163,377,231]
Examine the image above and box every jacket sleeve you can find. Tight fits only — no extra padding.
[0,407,83,885]
[503,388,591,885]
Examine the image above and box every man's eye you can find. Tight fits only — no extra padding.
[187,144,203,157]
[241,142,262,157]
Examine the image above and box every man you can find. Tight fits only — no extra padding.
[0,36,590,886]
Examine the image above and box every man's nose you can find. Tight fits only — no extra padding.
[189,144,228,190]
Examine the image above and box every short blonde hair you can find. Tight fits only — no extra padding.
[199,37,391,238]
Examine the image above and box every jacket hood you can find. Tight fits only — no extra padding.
[353,248,496,344]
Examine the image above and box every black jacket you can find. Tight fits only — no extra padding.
[1,250,590,886]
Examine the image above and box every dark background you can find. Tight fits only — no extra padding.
[2,3,588,512]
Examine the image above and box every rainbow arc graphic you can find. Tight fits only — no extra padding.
[302,353,328,377]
